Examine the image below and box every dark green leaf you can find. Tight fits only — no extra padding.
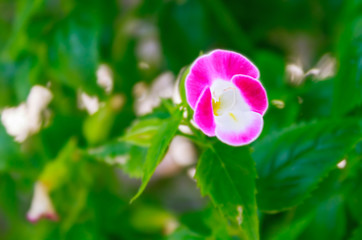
[195,142,259,240]
[263,170,347,240]
[48,12,101,94]
[350,224,362,240]
[333,1,362,115]
[254,119,361,211]
[0,123,21,172]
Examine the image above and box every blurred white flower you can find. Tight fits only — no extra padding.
[286,53,337,86]
[286,63,305,86]
[305,53,336,81]
[27,181,58,223]
[133,72,175,116]
[136,35,162,67]
[78,92,101,115]
[121,0,141,10]
[187,167,196,180]
[78,64,115,115]
[123,19,162,68]
[337,159,347,169]
[97,64,114,94]
[1,85,52,142]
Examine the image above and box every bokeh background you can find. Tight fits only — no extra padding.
[0,0,361,239]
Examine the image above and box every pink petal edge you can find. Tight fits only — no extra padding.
[193,87,216,137]
[185,49,260,109]
[215,112,263,146]
[232,74,268,116]
[27,213,59,223]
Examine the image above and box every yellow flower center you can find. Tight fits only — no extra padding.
[212,98,221,116]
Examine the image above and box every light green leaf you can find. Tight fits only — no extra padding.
[178,207,235,240]
[254,119,362,212]
[177,65,190,106]
[39,138,78,191]
[195,142,259,240]
[122,118,163,147]
[130,108,183,202]
[166,227,205,240]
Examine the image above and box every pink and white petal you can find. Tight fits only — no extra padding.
[185,49,260,109]
[208,50,260,80]
[215,111,263,146]
[232,74,268,116]
[27,181,58,223]
[194,88,216,137]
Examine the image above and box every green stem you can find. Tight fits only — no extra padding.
[177,131,211,149]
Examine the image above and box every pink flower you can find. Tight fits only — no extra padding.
[185,49,268,146]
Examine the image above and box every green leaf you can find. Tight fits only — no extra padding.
[39,138,78,191]
[83,96,123,146]
[178,207,234,240]
[266,213,314,240]
[177,65,190,106]
[122,118,163,147]
[195,142,259,240]
[130,108,183,202]
[87,140,147,178]
[299,194,346,240]
[130,205,175,234]
[263,170,347,240]
[0,123,22,172]
[332,1,362,115]
[48,11,100,94]
[166,227,205,240]
[254,119,362,212]
[350,224,362,240]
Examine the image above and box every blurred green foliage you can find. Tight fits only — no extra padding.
[0,0,361,239]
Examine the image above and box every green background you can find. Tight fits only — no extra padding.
[0,0,361,239]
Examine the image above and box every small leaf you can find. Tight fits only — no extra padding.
[254,119,362,212]
[122,118,163,147]
[130,108,183,202]
[195,142,259,240]
[177,65,190,106]
[87,140,147,178]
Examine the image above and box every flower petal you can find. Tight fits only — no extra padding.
[27,181,58,223]
[185,49,260,109]
[232,74,268,115]
[194,88,216,136]
[215,111,263,146]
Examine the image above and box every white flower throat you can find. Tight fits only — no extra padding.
[210,80,249,121]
